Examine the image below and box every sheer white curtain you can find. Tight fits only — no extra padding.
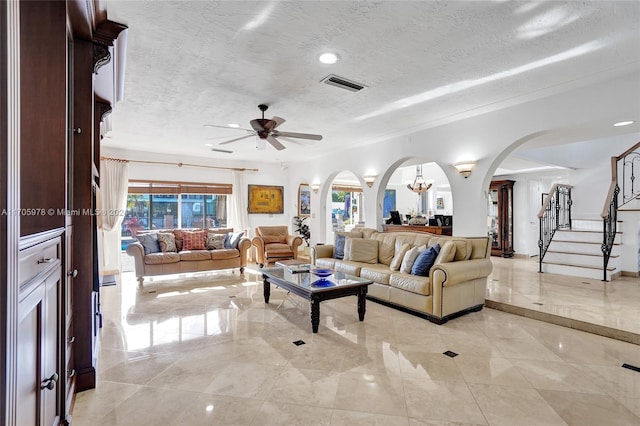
[100,158,129,275]
[228,170,250,236]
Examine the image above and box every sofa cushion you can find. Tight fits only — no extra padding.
[390,273,431,296]
[179,250,212,261]
[157,232,177,253]
[390,242,411,271]
[206,233,226,250]
[435,240,456,264]
[224,231,245,249]
[411,244,440,276]
[400,245,425,274]
[344,238,379,264]
[144,252,180,265]
[377,237,395,266]
[137,233,160,255]
[210,249,240,260]
[333,260,362,276]
[315,258,337,269]
[182,231,206,250]
[360,264,392,285]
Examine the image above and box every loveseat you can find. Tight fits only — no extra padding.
[310,228,492,324]
[126,228,250,287]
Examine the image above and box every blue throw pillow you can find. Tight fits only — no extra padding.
[137,233,160,255]
[333,235,346,260]
[224,232,244,249]
[411,243,441,276]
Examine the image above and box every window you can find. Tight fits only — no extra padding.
[122,180,231,243]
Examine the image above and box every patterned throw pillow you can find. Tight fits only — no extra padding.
[182,231,206,250]
[224,232,245,249]
[206,233,226,250]
[137,233,160,255]
[157,232,177,253]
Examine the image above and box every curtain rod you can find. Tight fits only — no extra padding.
[100,156,259,172]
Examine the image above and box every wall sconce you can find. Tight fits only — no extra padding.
[310,183,320,193]
[453,161,476,178]
[362,175,377,188]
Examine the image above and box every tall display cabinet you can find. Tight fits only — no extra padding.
[1,1,126,424]
[488,180,515,257]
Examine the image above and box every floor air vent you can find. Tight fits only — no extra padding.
[321,74,367,92]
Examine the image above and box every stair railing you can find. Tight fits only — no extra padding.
[601,141,640,281]
[537,184,573,273]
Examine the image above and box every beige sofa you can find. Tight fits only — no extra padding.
[311,228,492,324]
[126,228,251,287]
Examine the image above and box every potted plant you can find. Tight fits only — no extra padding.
[293,216,311,251]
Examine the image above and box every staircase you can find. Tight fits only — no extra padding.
[541,219,621,281]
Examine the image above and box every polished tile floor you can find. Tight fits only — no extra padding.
[72,258,640,425]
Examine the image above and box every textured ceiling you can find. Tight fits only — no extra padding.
[105,1,640,166]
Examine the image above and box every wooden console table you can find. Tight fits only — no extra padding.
[382,224,453,236]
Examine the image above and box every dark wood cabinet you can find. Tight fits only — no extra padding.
[489,180,515,257]
[382,224,453,235]
[2,1,127,424]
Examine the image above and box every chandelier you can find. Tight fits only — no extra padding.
[407,164,432,194]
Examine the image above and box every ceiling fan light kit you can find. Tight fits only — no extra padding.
[205,104,323,151]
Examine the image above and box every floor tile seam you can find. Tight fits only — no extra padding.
[536,388,640,423]
[435,378,490,426]
[467,381,568,426]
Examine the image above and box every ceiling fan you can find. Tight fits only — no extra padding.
[204,104,323,151]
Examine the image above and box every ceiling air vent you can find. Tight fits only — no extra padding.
[321,74,367,93]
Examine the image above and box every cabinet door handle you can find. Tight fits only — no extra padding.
[40,373,59,390]
[67,369,76,378]
[68,269,78,277]
[67,336,75,343]
[38,258,55,264]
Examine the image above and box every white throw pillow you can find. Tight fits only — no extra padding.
[390,242,411,271]
[400,245,426,274]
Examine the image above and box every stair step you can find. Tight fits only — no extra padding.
[542,262,618,281]
[546,250,619,258]
[542,260,616,271]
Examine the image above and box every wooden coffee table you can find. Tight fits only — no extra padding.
[261,267,373,333]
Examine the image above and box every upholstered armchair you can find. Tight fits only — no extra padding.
[252,226,303,267]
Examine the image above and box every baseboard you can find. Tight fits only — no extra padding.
[622,270,640,278]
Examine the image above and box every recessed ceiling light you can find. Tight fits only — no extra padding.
[228,123,240,128]
[613,120,635,127]
[318,52,340,64]
[205,143,213,147]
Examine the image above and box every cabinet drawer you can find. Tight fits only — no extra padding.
[19,237,61,288]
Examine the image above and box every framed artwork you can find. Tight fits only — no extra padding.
[248,184,284,214]
[436,196,445,210]
[298,184,311,217]
[382,189,396,218]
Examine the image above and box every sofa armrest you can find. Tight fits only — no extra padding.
[310,244,334,264]
[126,242,146,277]
[236,237,251,266]
[431,259,493,287]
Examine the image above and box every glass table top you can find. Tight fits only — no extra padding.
[261,266,372,292]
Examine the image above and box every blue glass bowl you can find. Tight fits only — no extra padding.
[310,268,333,279]
[311,279,335,288]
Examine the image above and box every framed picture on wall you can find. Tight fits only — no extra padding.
[248,184,284,214]
[298,184,311,217]
[436,196,445,210]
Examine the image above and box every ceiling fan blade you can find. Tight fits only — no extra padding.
[250,119,265,132]
[271,116,286,129]
[219,134,254,145]
[203,124,254,133]
[272,131,322,141]
[267,135,286,151]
